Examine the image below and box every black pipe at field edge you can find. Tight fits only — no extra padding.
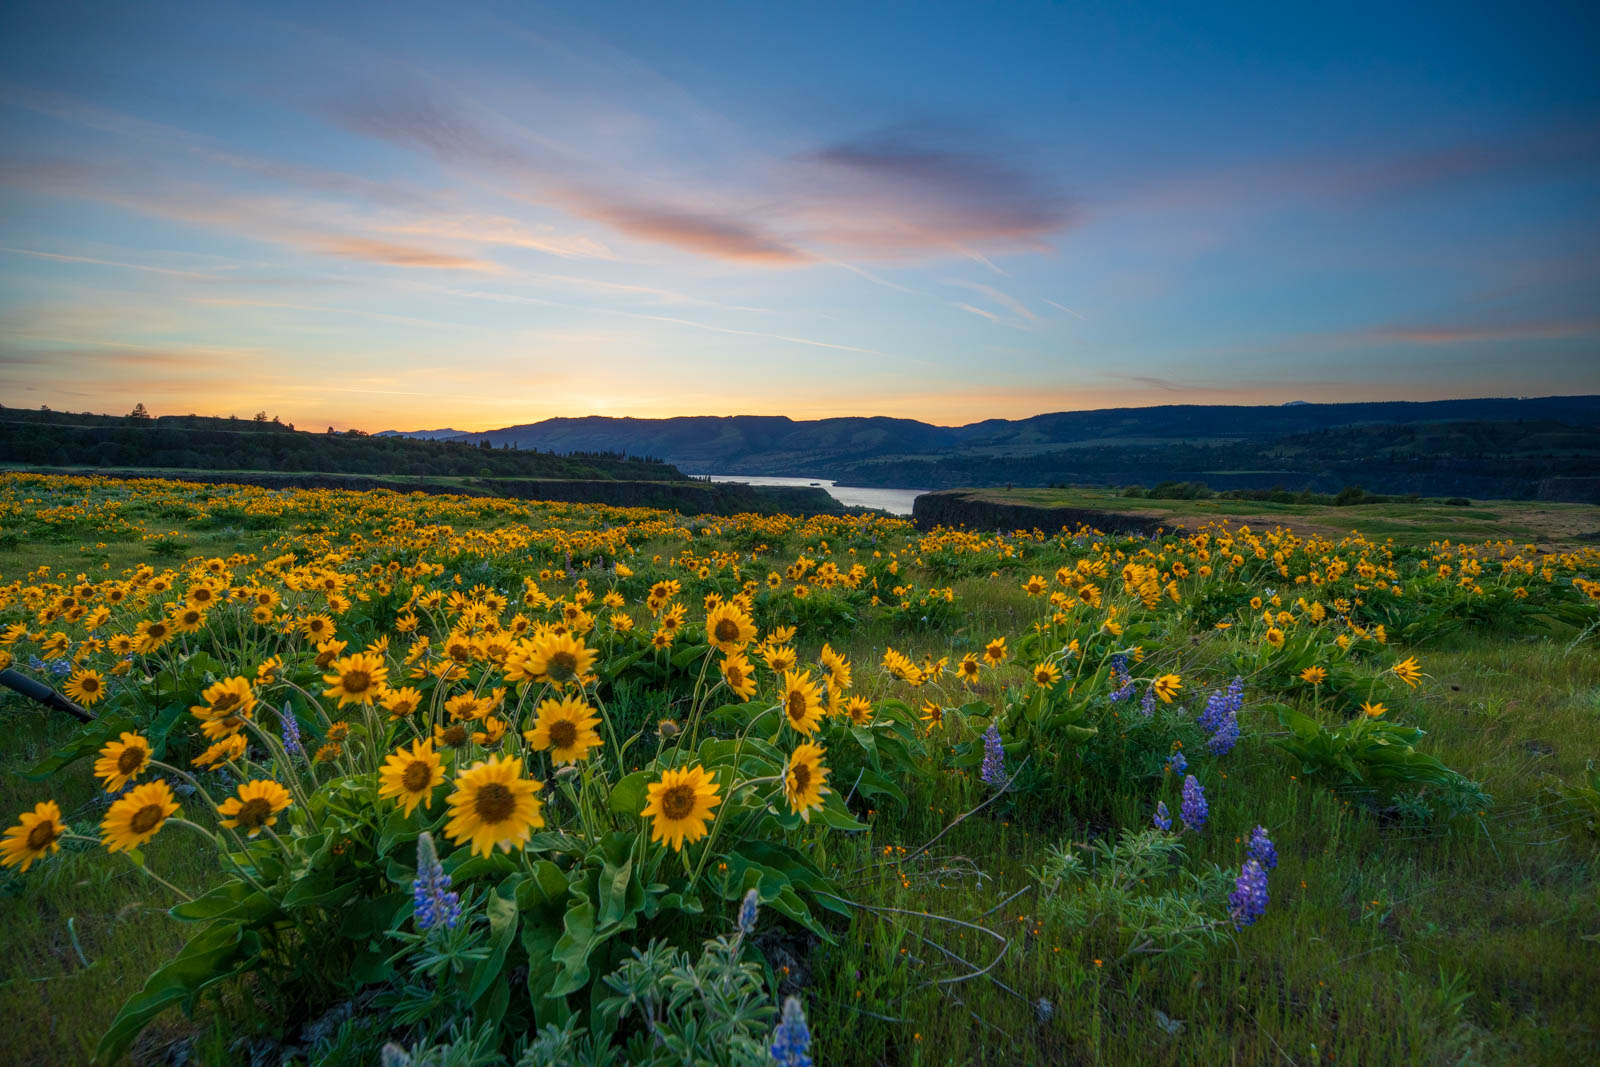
[0,667,94,723]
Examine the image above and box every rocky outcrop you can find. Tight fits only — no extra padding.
[912,490,1168,535]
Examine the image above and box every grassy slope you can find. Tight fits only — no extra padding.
[940,486,1600,548]
[2,499,1597,1063]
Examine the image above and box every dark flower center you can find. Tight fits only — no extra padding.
[441,725,468,746]
[234,798,274,829]
[26,821,59,850]
[401,761,433,792]
[713,619,740,643]
[117,747,145,774]
[129,803,165,834]
[341,670,371,694]
[547,651,578,681]
[787,691,808,722]
[212,692,240,713]
[790,763,811,793]
[660,784,696,820]
[548,720,578,750]
[474,782,516,823]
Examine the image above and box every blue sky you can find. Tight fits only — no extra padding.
[2,0,1597,429]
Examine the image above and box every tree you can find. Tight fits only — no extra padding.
[127,403,152,420]
[253,411,269,422]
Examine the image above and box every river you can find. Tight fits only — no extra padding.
[703,475,926,516]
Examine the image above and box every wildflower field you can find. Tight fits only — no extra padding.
[1,471,1597,1065]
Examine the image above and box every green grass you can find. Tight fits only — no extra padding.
[0,710,222,1064]
[801,634,1600,1064]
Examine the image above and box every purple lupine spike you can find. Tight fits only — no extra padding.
[1247,825,1278,870]
[980,723,1007,786]
[411,832,460,932]
[1229,858,1270,927]
[1180,775,1208,832]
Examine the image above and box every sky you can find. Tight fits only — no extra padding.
[1,0,1598,431]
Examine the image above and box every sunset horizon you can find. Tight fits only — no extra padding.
[4,1,1598,431]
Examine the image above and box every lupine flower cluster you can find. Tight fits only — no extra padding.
[738,887,760,935]
[412,832,461,932]
[281,705,303,758]
[1180,775,1208,831]
[980,723,1007,786]
[1199,676,1245,755]
[1152,800,1172,831]
[1247,825,1277,869]
[1166,750,1188,776]
[1140,685,1157,718]
[1229,858,1270,927]
[1108,680,1136,703]
[769,996,812,1067]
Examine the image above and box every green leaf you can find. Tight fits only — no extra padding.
[94,922,256,1064]
[608,771,651,818]
[466,889,521,1008]
[549,891,598,996]
[169,881,278,924]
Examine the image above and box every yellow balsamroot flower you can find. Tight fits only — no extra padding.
[313,638,348,671]
[955,654,982,685]
[1391,656,1424,688]
[255,656,284,686]
[512,631,597,686]
[190,676,256,739]
[1263,627,1286,649]
[1361,701,1389,718]
[101,780,180,853]
[705,602,757,653]
[381,686,425,720]
[444,755,545,857]
[301,614,336,641]
[762,644,798,673]
[1152,674,1183,703]
[322,651,389,707]
[641,764,721,852]
[192,734,248,769]
[1032,662,1062,689]
[720,652,758,701]
[64,667,108,707]
[982,637,1008,668]
[94,731,152,792]
[379,738,446,816]
[136,618,173,653]
[1300,666,1328,685]
[784,743,831,822]
[170,605,207,635]
[472,716,509,746]
[843,695,874,726]
[2,800,66,872]
[1021,574,1048,597]
[216,779,293,837]
[779,670,824,736]
[524,695,603,764]
[819,644,852,691]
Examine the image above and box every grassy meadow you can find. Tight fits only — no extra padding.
[1,471,1597,1065]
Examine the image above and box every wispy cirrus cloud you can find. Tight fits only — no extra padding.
[321,86,1071,266]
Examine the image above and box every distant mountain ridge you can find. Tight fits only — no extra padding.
[374,427,470,440]
[371,396,1600,500]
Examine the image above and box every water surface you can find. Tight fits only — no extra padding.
[704,474,925,516]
